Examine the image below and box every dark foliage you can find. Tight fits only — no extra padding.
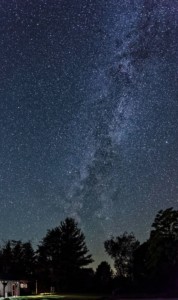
[145,208,178,293]
[37,217,93,292]
[105,232,139,278]
[0,240,35,279]
[133,241,149,291]
[0,209,178,295]
[94,261,113,292]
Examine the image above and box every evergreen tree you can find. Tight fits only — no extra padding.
[37,218,93,292]
[0,240,35,279]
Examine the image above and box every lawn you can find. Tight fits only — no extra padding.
[8,294,106,300]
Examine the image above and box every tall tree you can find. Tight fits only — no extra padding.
[133,241,149,291]
[37,218,93,292]
[0,241,12,274]
[21,242,36,278]
[145,208,178,292]
[0,240,35,279]
[105,232,139,278]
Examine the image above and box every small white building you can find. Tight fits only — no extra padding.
[0,278,28,297]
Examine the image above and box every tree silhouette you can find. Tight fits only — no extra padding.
[145,208,178,292]
[133,241,149,292]
[0,240,35,282]
[105,232,139,278]
[95,261,113,292]
[151,207,178,238]
[37,217,93,292]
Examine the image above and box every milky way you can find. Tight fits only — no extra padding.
[0,0,177,267]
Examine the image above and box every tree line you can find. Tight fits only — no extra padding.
[0,207,178,295]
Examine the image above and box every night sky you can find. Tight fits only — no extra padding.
[0,0,178,267]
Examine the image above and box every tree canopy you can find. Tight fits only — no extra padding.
[37,217,93,292]
[145,208,178,292]
[95,261,113,292]
[0,240,35,278]
[0,209,177,295]
[104,232,139,278]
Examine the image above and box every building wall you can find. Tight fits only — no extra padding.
[0,281,20,297]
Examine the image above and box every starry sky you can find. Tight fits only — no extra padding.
[0,0,178,267]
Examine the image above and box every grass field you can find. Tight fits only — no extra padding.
[6,294,106,300]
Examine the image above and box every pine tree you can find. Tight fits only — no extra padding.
[37,218,93,292]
